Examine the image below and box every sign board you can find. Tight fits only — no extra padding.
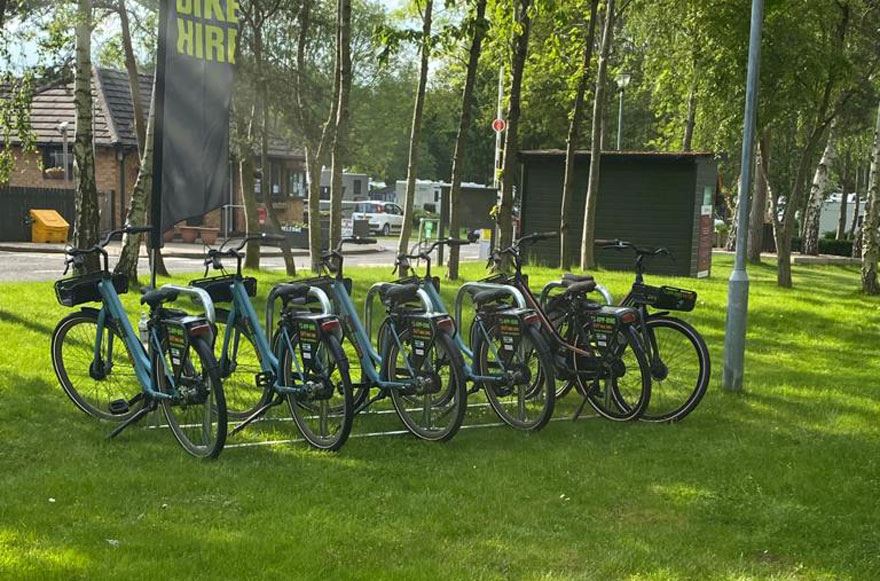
[492,118,507,133]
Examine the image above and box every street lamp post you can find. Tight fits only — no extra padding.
[616,73,631,150]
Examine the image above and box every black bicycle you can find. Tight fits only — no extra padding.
[592,239,710,422]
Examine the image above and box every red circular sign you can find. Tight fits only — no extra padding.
[492,118,507,133]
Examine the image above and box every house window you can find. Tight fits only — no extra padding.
[353,179,362,196]
[42,147,72,180]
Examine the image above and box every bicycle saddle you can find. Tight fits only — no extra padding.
[272,283,311,301]
[563,280,598,296]
[140,286,179,308]
[562,273,595,283]
[471,288,511,306]
[377,283,420,306]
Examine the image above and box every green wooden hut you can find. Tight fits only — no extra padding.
[518,150,718,277]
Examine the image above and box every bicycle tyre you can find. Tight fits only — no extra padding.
[154,334,227,459]
[213,309,270,420]
[51,310,142,422]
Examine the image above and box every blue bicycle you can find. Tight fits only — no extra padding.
[192,235,354,451]
[51,227,227,459]
[390,237,556,431]
[316,237,468,442]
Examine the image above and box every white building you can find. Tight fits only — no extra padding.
[819,193,866,236]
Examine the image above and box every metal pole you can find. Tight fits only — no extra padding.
[616,87,624,150]
[723,0,764,391]
[493,65,504,190]
[149,0,170,289]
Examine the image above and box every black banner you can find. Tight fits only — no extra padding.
[152,0,239,239]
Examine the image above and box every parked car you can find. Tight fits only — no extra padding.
[352,201,404,236]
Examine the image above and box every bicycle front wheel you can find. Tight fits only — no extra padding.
[51,310,142,422]
[473,321,556,431]
[213,310,269,420]
[633,316,710,423]
[280,331,354,452]
[153,334,227,459]
[383,327,467,442]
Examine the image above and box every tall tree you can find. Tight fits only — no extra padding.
[861,101,880,294]
[747,133,770,263]
[579,0,614,270]
[802,124,837,255]
[396,0,434,256]
[446,0,488,280]
[329,0,352,249]
[115,105,154,284]
[559,0,599,270]
[496,0,532,265]
[73,0,101,273]
[117,0,145,153]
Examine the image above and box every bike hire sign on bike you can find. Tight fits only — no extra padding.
[153,0,240,236]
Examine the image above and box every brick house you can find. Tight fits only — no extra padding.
[1,67,306,240]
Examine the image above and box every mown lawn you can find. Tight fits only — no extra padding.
[0,254,878,579]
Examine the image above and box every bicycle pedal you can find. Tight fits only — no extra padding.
[255,371,275,388]
[108,399,130,415]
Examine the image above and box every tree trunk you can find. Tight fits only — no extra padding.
[850,165,862,242]
[747,132,770,263]
[446,0,488,280]
[579,0,614,270]
[240,152,260,268]
[497,0,532,268]
[682,74,696,152]
[836,155,850,240]
[118,0,145,154]
[329,0,352,250]
[775,143,820,288]
[725,181,739,251]
[860,102,880,294]
[254,28,295,276]
[73,0,100,274]
[397,0,434,256]
[802,125,836,255]
[559,0,598,270]
[115,102,154,285]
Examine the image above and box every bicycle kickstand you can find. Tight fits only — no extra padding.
[572,392,590,422]
[229,393,285,436]
[107,400,157,439]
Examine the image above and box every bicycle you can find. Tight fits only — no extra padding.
[314,236,468,442]
[591,239,710,422]
[486,232,652,422]
[51,226,227,459]
[190,234,355,452]
[390,237,556,431]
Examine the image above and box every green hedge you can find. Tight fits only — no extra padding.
[791,237,853,256]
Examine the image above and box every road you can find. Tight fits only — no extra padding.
[0,242,482,282]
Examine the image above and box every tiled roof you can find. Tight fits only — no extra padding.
[94,67,153,148]
[26,72,115,147]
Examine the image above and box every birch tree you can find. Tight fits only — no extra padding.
[802,124,837,255]
[559,0,598,270]
[329,0,352,250]
[861,101,880,294]
[446,0,488,280]
[73,0,101,273]
[579,0,614,270]
[396,0,434,256]
[747,133,770,263]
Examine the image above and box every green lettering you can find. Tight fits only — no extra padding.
[176,0,192,15]
[205,25,224,62]
[194,21,203,59]
[204,0,225,21]
[227,27,238,64]
[176,17,194,56]
[227,0,240,23]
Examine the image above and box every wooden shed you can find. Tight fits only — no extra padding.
[518,150,718,277]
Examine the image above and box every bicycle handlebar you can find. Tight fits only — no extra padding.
[63,225,153,273]
[595,238,671,257]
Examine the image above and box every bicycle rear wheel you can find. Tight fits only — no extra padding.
[472,321,556,431]
[153,334,227,459]
[573,324,651,421]
[51,310,142,422]
[382,326,467,442]
[630,316,709,422]
[280,331,354,451]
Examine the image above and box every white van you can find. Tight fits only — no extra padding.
[352,201,405,236]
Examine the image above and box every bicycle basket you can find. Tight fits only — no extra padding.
[631,283,696,312]
[54,271,128,307]
[190,275,257,303]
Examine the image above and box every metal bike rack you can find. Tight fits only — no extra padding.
[165,284,216,324]
[452,282,528,330]
[363,283,434,343]
[539,280,614,307]
[265,285,334,343]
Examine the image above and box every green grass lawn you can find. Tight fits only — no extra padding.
[1,255,878,579]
